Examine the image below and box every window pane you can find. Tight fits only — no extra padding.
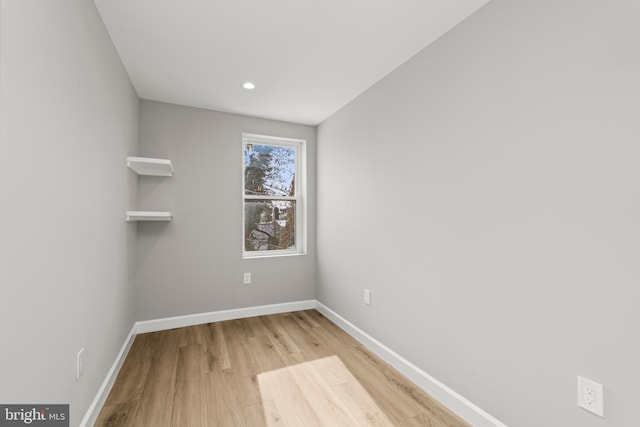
[244,143,296,196]
[244,200,296,251]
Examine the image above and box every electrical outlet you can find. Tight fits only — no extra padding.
[243,272,251,285]
[364,289,371,306]
[578,376,604,417]
[76,348,85,381]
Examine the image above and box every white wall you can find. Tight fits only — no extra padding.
[135,100,316,321]
[0,0,139,425]
[317,1,640,426]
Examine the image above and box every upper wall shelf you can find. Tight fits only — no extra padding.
[127,156,173,176]
[126,211,172,222]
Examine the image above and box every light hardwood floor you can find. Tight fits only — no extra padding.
[95,310,470,427]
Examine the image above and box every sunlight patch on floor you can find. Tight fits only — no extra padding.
[257,355,394,426]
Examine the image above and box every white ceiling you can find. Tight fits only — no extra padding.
[94,0,490,126]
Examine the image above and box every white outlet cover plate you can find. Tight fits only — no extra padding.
[578,375,604,417]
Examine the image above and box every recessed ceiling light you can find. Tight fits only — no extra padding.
[243,82,255,90]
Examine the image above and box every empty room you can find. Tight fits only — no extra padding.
[1,0,638,426]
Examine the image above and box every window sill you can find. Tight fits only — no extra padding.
[243,250,307,260]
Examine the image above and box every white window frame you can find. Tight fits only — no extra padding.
[242,133,306,258]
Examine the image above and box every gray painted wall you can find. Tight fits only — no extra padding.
[317,1,640,426]
[135,101,316,321]
[0,0,139,425]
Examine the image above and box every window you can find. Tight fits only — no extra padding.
[243,133,305,257]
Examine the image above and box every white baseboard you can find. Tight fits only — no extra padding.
[134,300,316,334]
[79,325,136,427]
[314,301,508,427]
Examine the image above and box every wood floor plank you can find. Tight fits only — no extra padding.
[258,366,323,427]
[101,332,158,405]
[128,329,180,427]
[241,402,267,427]
[306,312,360,351]
[246,334,289,403]
[221,319,264,408]
[202,321,231,371]
[402,412,447,427]
[299,310,322,328]
[225,318,252,340]
[309,356,389,417]
[275,313,333,362]
[205,368,247,427]
[289,310,320,330]
[305,353,353,386]
[259,313,302,355]
[348,372,419,423]
[95,400,140,427]
[350,345,469,427]
[171,344,207,427]
[175,324,203,347]
[261,399,286,427]
[248,335,286,373]
[243,315,271,338]
[309,331,422,423]
[286,359,360,426]
[331,380,395,427]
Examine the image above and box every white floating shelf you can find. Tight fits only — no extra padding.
[126,211,172,222]
[127,156,173,176]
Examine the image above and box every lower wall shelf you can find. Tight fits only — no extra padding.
[126,211,172,222]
